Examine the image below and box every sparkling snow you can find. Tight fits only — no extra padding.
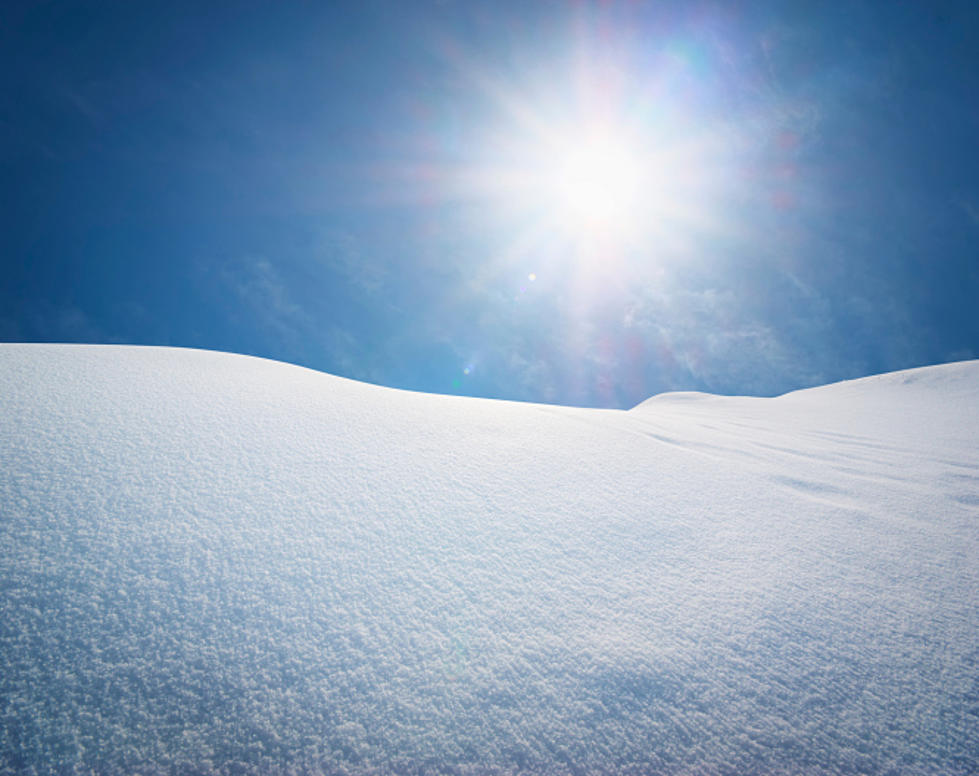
[1,344,977,774]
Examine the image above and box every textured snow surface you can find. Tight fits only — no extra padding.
[2,344,978,775]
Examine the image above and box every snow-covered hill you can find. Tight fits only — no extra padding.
[2,344,977,775]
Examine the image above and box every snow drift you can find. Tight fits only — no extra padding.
[1,344,977,775]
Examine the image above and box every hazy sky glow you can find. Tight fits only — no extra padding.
[2,1,978,407]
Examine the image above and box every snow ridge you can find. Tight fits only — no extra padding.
[2,345,977,775]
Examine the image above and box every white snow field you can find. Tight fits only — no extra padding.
[1,344,977,775]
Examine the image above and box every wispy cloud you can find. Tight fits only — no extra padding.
[317,230,391,299]
[214,254,368,379]
[18,302,111,344]
[221,256,310,351]
[957,197,979,227]
[622,284,831,398]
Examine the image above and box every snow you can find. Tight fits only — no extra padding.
[1,343,977,775]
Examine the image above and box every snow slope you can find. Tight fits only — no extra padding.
[1,344,977,775]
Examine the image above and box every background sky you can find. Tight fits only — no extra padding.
[2,0,978,408]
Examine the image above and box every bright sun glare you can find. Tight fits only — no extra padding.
[430,46,723,261]
[550,130,642,233]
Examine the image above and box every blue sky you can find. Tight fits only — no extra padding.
[2,0,977,408]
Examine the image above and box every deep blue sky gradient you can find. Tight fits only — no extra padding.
[2,0,978,407]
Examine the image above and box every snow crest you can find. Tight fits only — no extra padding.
[2,345,977,774]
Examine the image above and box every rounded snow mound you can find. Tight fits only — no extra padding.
[2,344,977,775]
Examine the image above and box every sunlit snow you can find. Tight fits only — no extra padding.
[2,344,977,774]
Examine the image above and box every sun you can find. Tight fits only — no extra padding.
[545,126,646,240]
[401,46,727,261]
